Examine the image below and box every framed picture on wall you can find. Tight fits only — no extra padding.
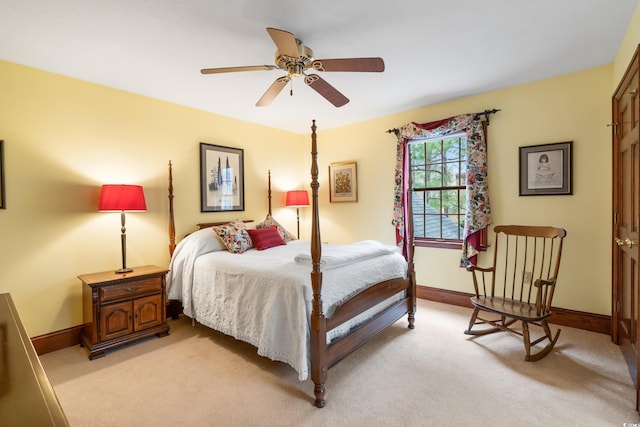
[0,140,5,209]
[199,143,245,212]
[519,141,572,196]
[329,161,358,203]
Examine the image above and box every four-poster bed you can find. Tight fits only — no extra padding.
[166,120,416,408]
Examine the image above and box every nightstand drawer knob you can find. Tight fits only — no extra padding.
[125,286,140,293]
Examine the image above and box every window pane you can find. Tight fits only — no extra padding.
[430,142,440,159]
[411,165,425,188]
[425,215,441,238]
[426,165,442,187]
[444,162,459,187]
[412,190,426,214]
[412,191,426,238]
[459,162,467,186]
[426,190,442,238]
[442,189,459,240]
[426,190,441,212]
[456,215,465,235]
[441,189,457,213]
[444,138,460,161]
[411,143,426,163]
[414,218,426,238]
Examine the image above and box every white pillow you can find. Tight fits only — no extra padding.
[167,227,225,301]
[182,227,226,254]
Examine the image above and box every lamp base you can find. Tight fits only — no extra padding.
[115,267,133,274]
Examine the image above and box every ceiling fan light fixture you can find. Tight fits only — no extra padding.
[288,63,305,78]
[276,42,313,72]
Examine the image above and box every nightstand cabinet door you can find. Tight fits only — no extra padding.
[80,265,170,360]
[101,300,134,341]
[135,294,163,330]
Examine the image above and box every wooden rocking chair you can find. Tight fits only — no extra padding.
[464,225,567,361]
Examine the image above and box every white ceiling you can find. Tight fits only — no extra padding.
[0,0,637,134]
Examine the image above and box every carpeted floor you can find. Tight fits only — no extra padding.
[40,299,640,426]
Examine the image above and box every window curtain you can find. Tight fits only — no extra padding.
[391,113,491,266]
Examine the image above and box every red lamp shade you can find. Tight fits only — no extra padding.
[99,185,147,211]
[285,190,309,207]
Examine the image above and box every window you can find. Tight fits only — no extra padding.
[410,133,467,249]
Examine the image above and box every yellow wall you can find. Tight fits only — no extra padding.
[316,64,612,315]
[1,2,638,335]
[0,60,304,336]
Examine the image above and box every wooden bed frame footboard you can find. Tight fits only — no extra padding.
[166,120,416,408]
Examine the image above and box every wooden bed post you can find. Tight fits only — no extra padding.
[309,120,327,408]
[405,179,416,329]
[168,160,176,257]
[268,169,272,216]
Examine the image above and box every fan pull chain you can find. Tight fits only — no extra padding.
[290,79,294,96]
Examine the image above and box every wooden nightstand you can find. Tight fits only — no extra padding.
[80,265,170,360]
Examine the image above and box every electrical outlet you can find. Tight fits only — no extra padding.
[523,271,532,283]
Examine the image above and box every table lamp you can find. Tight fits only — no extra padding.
[99,184,147,273]
[285,190,309,239]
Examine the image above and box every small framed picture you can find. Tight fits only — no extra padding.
[200,143,244,212]
[329,161,358,203]
[519,141,572,196]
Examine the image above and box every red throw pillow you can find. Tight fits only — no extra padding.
[247,226,286,251]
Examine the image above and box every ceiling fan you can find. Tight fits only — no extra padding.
[200,27,385,108]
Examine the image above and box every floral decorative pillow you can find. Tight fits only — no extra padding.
[212,220,254,254]
[256,214,297,241]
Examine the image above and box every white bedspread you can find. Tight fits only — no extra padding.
[166,235,407,381]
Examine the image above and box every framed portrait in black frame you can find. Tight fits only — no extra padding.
[199,143,244,212]
[519,141,572,196]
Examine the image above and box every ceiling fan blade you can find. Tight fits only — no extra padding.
[201,65,277,74]
[256,76,290,106]
[311,58,385,72]
[266,27,300,59]
[304,74,349,107]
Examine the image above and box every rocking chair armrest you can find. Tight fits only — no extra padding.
[465,265,494,273]
[533,278,555,288]
[466,265,494,297]
[533,278,557,316]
